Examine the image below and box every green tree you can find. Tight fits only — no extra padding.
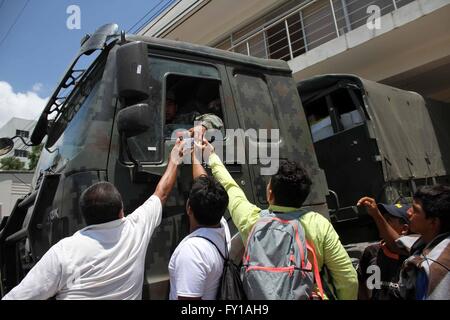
[28,144,43,170]
[0,157,25,170]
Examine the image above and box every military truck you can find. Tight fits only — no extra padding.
[0,24,329,299]
[297,74,450,245]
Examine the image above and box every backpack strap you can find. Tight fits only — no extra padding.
[193,235,228,260]
[306,240,324,299]
[261,208,309,220]
[259,209,272,218]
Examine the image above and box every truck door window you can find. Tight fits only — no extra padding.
[164,74,224,139]
[124,55,224,164]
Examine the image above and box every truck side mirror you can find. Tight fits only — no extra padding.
[0,137,14,156]
[116,42,150,102]
[117,103,153,138]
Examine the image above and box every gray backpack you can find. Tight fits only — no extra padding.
[242,210,324,300]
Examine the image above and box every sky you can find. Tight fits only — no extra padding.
[0,0,174,128]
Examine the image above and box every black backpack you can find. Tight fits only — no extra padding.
[195,236,247,300]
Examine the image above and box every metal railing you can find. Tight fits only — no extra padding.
[217,0,415,61]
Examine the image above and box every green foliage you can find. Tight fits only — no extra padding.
[28,144,43,170]
[0,156,25,170]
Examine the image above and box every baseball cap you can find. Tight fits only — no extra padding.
[377,203,410,224]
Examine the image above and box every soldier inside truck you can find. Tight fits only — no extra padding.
[164,74,224,139]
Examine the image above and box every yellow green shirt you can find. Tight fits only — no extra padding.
[209,153,358,300]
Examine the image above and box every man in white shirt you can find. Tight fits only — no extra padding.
[168,142,230,300]
[3,140,186,300]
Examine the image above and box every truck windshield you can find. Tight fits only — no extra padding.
[35,62,106,175]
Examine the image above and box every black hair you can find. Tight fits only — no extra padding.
[270,160,312,208]
[188,175,229,226]
[414,185,450,234]
[79,182,123,226]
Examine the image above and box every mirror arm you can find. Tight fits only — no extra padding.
[11,135,35,147]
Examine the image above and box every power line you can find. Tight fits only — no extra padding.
[0,0,30,48]
[132,0,178,34]
[127,0,166,33]
[135,1,173,34]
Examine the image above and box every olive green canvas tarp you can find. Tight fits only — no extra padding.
[360,78,449,181]
[424,98,450,176]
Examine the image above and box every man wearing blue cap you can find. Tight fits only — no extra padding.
[358,185,450,300]
[357,198,410,300]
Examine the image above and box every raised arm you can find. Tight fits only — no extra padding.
[202,140,261,243]
[357,197,402,253]
[192,139,207,179]
[153,139,185,205]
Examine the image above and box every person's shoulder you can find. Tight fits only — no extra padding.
[145,194,162,208]
[363,243,381,258]
[175,236,215,264]
[55,232,80,246]
[43,234,81,260]
[300,211,339,242]
[129,195,162,217]
[302,210,332,226]
[186,234,223,255]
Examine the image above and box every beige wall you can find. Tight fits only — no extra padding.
[0,172,32,218]
[140,0,289,44]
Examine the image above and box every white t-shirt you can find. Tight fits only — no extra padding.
[3,195,162,300]
[168,217,231,300]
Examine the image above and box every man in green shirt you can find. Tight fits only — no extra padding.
[200,140,358,300]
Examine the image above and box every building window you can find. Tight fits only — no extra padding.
[14,149,29,158]
[15,130,29,138]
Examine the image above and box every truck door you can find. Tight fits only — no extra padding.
[225,68,281,209]
[302,83,382,243]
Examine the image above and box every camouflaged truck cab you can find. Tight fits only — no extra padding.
[0,24,328,299]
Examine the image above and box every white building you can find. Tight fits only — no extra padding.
[0,171,33,219]
[139,0,450,103]
[0,117,37,169]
